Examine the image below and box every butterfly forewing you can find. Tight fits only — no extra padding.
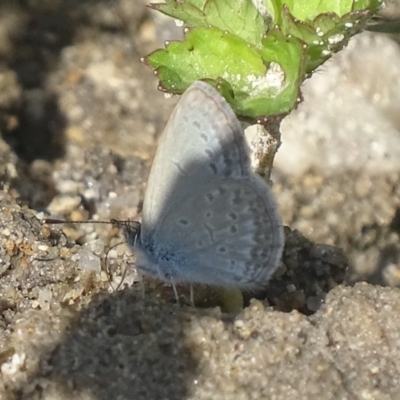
[141,81,251,238]
[134,81,285,290]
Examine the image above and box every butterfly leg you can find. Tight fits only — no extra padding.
[189,284,195,307]
[170,276,180,305]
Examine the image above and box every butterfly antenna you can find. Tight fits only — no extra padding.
[43,217,141,292]
[42,218,113,225]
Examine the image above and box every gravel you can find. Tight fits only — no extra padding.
[1,1,400,399]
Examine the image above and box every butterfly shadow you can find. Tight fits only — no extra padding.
[264,226,349,315]
[36,287,200,400]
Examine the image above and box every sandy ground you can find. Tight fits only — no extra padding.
[1,1,400,399]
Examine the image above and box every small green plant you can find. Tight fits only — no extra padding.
[143,0,383,121]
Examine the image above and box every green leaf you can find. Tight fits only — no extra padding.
[146,27,266,93]
[204,0,267,47]
[277,4,373,72]
[145,26,305,118]
[275,0,353,21]
[145,0,385,118]
[150,0,269,46]
[149,0,207,28]
[244,29,305,116]
[272,0,382,22]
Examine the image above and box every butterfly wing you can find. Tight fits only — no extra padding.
[135,81,284,289]
[136,175,283,290]
[141,81,251,238]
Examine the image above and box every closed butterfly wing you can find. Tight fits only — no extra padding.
[141,175,284,290]
[135,81,284,290]
[141,81,251,237]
